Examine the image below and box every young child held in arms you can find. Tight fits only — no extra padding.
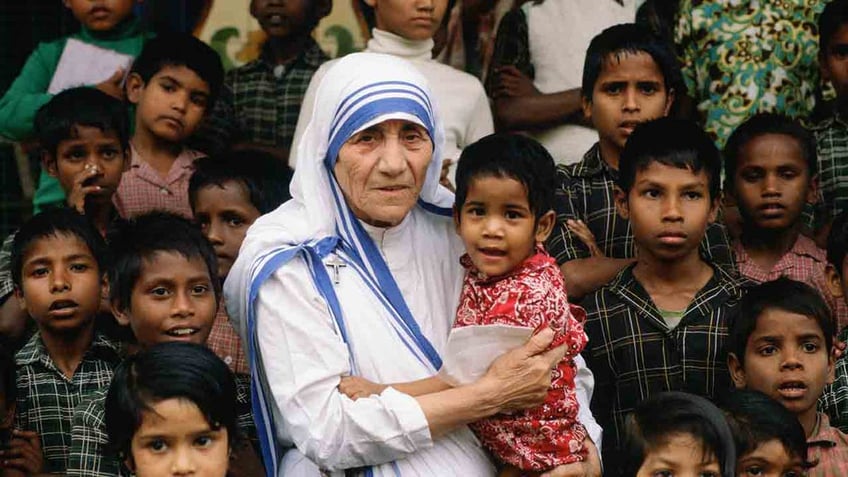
[6,209,120,475]
[66,213,261,477]
[728,278,848,476]
[105,342,238,477]
[620,391,736,477]
[724,113,847,330]
[189,151,293,374]
[0,0,148,212]
[115,33,223,219]
[723,390,810,477]
[548,23,733,302]
[340,133,594,475]
[0,87,131,351]
[581,117,745,463]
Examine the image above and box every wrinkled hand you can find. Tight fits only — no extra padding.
[567,219,603,258]
[482,328,565,414]
[540,437,601,477]
[440,159,455,192]
[95,68,126,101]
[339,376,387,400]
[65,163,104,213]
[493,65,538,99]
[0,430,44,474]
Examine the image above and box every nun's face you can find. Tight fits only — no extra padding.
[335,119,432,227]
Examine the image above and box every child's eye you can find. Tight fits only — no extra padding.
[194,434,214,448]
[699,472,718,477]
[160,82,176,93]
[225,216,245,227]
[744,466,764,476]
[642,189,660,199]
[467,207,485,216]
[802,342,820,352]
[69,263,89,272]
[150,287,171,297]
[148,439,168,452]
[778,169,799,180]
[191,284,210,295]
[100,148,119,160]
[638,83,659,94]
[683,190,703,200]
[505,210,523,219]
[759,345,777,356]
[190,94,208,108]
[652,471,673,477]
[30,267,49,278]
[603,83,624,94]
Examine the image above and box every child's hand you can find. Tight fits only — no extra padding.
[0,430,44,475]
[493,65,539,99]
[65,163,104,213]
[566,220,604,258]
[95,68,126,101]
[440,159,455,192]
[338,376,387,400]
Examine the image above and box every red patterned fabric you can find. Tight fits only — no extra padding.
[454,249,587,470]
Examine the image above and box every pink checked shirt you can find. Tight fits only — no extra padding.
[807,412,848,476]
[733,235,848,330]
[114,146,204,218]
[454,249,587,470]
[207,299,249,375]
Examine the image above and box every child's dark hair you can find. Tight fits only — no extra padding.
[730,278,835,366]
[11,209,109,289]
[582,23,681,101]
[618,117,721,199]
[105,342,238,462]
[189,150,294,215]
[129,33,224,108]
[621,391,736,477]
[107,212,220,313]
[455,133,556,220]
[34,87,130,158]
[357,0,457,32]
[723,113,816,186]
[827,210,848,274]
[722,390,810,470]
[820,0,848,55]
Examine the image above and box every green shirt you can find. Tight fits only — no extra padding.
[0,17,151,211]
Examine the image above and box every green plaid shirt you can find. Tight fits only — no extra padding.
[0,231,15,302]
[547,144,736,272]
[821,326,848,434]
[14,331,122,474]
[67,372,255,477]
[806,112,848,230]
[581,263,746,462]
[192,39,328,156]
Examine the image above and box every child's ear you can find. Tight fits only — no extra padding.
[613,186,629,220]
[825,263,845,299]
[534,210,556,244]
[42,150,58,178]
[581,95,592,124]
[123,453,136,475]
[708,195,720,224]
[111,298,131,327]
[828,344,836,385]
[363,0,377,8]
[125,73,146,105]
[727,352,748,390]
[663,88,676,117]
[807,173,820,205]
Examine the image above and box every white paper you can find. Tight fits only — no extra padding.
[437,324,534,387]
[47,38,134,94]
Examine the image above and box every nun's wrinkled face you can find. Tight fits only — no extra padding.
[335,119,432,227]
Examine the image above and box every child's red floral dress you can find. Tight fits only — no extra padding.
[454,248,588,471]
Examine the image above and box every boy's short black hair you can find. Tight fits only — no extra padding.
[582,23,681,101]
[827,211,848,273]
[618,117,721,199]
[820,0,848,54]
[188,150,293,215]
[105,342,238,461]
[357,0,458,32]
[455,133,556,219]
[107,212,220,313]
[11,209,109,289]
[730,278,835,366]
[724,113,816,185]
[34,87,130,158]
[722,390,810,469]
[622,391,736,477]
[129,33,224,108]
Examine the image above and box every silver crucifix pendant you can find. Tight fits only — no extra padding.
[325,256,347,285]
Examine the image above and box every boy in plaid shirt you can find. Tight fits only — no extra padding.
[581,118,745,466]
[5,210,121,475]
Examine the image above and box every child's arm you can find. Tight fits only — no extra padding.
[339,376,452,400]
[561,257,634,302]
[0,430,44,476]
[0,44,58,140]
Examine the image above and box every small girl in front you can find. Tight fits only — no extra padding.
[339,133,589,475]
[105,342,238,477]
[622,392,736,477]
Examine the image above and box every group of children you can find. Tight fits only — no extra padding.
[2,0,848,477]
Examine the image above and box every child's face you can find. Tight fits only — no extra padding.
[583,52,673,160]
[127,66,211,145]
[193,181,261,279]
[636,432,721,477]
[17,234,103,335]
[46,125,129,207]
[63,0,135,32]
[615,162,717,263]
[731,134,815,232]
[250,0,320,39]
[365,0,449,41]
[822,24,848,102]
[113,252,217,348]
[729,308,834,424]
[737,439,804,477]
[128,398,228,477]
[454,176,554,278]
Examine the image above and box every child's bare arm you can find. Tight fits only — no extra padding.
[561,257,635,301]
[339,376,452,400]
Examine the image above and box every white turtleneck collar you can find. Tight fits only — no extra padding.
[366,28,434,62]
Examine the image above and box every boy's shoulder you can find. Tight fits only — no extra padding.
[556,144,607,182]
[809,412,848,471]
[227,38,328,82]
[809,105,848,134]
[14,331,123,372]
